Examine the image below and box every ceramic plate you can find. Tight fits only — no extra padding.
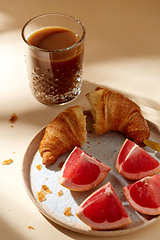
[22,111,160,237]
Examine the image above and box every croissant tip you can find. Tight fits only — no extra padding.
[133,135,150,147]
[41,152,57,165]
[42,158,57,165]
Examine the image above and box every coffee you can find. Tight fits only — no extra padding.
[26,27,84,104]
[28,27,79,50]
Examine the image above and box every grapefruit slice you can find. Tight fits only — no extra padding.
[115,139,160,180]
[123,174,160,215]
[59,147,111,191]
[76,182,131,230]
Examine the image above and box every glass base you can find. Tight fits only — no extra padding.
[30,84,82,105]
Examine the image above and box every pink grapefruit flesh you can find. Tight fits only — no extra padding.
[116,139,160,180]
[59,147,111,191]
[123,174,160,215]
[76,182,131,229]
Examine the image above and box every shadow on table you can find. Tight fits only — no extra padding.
[41,212,99,239]
[40,210,160,240]
[0,216,29,240]
[1,79,160,130]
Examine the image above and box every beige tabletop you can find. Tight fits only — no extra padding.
[1,0,160,239]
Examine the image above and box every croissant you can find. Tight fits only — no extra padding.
[39,105,87,165]
[86,87,150,145]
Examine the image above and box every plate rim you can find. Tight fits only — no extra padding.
[21,118,160,237]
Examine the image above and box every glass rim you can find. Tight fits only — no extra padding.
[21,13,86,53]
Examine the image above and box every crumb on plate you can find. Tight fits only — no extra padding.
[37,185,52,202]
[64,207,72,217]
[37,190,46,202]
[41,185,52,193]
[36,164,42,171]
[57,190,63,197]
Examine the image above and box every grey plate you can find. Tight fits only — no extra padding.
[22,111,160,237]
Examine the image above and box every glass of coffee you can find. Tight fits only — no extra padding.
[21,14,85,104]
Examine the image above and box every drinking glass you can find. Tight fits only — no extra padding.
[21,13,86,104]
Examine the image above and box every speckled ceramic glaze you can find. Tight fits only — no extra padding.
[22,111,160,237]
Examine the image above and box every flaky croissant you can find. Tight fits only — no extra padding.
[39,105,87,165]
[86,88,150,145]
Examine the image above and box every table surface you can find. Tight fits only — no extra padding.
[1,0,160,239]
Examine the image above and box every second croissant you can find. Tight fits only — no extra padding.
[86,87,150,146]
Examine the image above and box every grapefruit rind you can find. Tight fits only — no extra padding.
[59,147,111,191]
[116,139,160,180]
[76,182,131,230]
[123,175,160,215]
